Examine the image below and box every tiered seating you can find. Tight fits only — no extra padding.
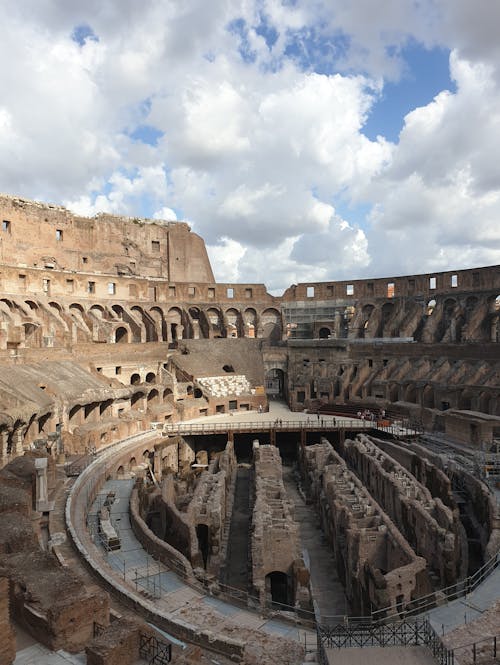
[197,375,251,397]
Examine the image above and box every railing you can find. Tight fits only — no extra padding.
[317,618,453,665]
[161,418,420,436]
[452,634,500,663]
[139,633,172,664]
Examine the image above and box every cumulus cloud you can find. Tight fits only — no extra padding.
[1,1,500,288]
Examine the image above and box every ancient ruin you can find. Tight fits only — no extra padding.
[0,193,500,664]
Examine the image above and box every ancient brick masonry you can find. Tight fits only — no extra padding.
[340,433,465,587]
[251,443,312,610]
[0,576,15,665]
[302,440,429,616]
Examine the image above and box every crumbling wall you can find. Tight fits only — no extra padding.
[339,433,463,587]
[0,576,15,665]
[301,440,429,616]
[189,441,237,577]
[251,443,311,610]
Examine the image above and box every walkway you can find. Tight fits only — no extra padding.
[283,467,350,621]
[91,477,315,648]
[222,466,252,591]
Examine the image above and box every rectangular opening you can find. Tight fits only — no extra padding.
[169,286,176,297]
[188,286,195,296]
[129,284,138,297]
[429,276,436,290]
[229,399,237,410]
[227,287,234,298]
[115,366,121,375]
[387,282,395,298]
[96,367,102,373]
[216,405,225,413]
[245,288,252,298]
[208,287,215,298]
[148,286,157,301]
[18,274,26,289]
[307,286,315,298]
[2,220,11,233]
[107,282,116,295]
[43,278,50,294]
[451,274,458,287]
[346,284,354,296]
[56,229,63,241]
[366,282,374,295]
[87,281,96,294]
[408,278,415,293]
[82,256,88,264]
[472,271,480,287]
[326,285,334,296]
[152,240,160,252]
[297,391,305,403]
[66,279,74,293]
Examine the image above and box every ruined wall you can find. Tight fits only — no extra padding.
[0,576,15,665]
[0,194,214,283]
[301,440,429,616]
[0,455,109,652]
[251,444,311,609]
[339,434,463,587]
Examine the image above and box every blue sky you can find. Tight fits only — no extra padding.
[2,1,500,290]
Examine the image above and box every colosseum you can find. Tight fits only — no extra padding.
[1,193,500,665]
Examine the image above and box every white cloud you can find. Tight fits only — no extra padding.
[1,1,500,289]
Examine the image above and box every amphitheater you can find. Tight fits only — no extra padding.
[1,193,500,665]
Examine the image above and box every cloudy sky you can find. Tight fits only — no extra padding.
[1,1,500,292]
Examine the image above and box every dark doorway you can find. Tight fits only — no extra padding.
[266,571,290,606]
[196,524,209,569]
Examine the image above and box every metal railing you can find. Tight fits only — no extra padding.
[161,418,420,437]
[317,618,453,665]
[452,634,500,663]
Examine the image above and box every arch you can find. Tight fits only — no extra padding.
[147,389,159,405]
[404,383,417,403]
[167,307,183,341]
[131,392,144,408]
[478,391,492,414]
[318,327,331,339]
[265,571,290,606]
[112,304,124,318]
[422,384,435,409]
[89,304,105,317]
[261,308,282,341]
[163,388,173,399]
[69,302,85,314]
[130,373,141,385]
[145,372,156,384]
[129,456,137,470]
[266,368,286,399]
[495,295,500,311]
[48,301,62,312]
[427,299,436,315]
[115,326,128,343]
[117,465,125,478]
[24,300,39,310]
[389,383,399,403]
[225,308,241,338]
[458,390,473,410]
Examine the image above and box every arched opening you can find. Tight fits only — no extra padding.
[318,327,331,339]
[458,390,473,410]
[129,457,137,470]
[427,299,436,316]
[117,465,125,478]
[145,372,156,384]
[261,308,282,341]
[225,308,241,338]
[130,373,141,385]
[115,326,128,343]
[265,571,290,607]
[244,308,257,338]
[194,387,203,398]
[223,364,235,373]
[422,384,435,409]
[389,383,399,403]
[196,524,210,569]
[266,368,286,399]
[131,392,144,408]
[147,389,159,405]
[163,388,173,399]
[404,384,417,403]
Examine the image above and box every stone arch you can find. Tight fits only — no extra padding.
[150,306,167,341]
[89,304,105,317]
[48,301,63,313]
[422,384,435,409]
[167,307,183,342]
[163,388,173,400]
[478,391,492,414]
[389,383,399,403]
[404,383,417,403]
[145,372,156,384]
[24,300,39,310]
[114,326,128,343]
[225,308,242,338]
[243,308,257,338]
[147,389,159,405]
[205,307,223,338]
[318,326,331,339]
[266,368,286,399]
[112,304,124,318]
[130,373,141,385]
[261,308,282,341]
[131,391,145,408]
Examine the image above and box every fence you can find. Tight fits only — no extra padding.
[317,618,453,665]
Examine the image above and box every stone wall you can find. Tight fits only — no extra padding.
[339,434,463,587]
[301,440,429,616]
[0,576,15,665]
[251,443,311,609]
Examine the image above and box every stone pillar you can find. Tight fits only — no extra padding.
[12,429,23,456]
[35,457,54,512]
[0,431,8,461]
